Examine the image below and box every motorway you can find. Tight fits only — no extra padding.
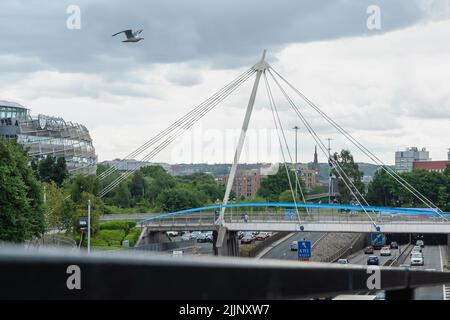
[346,243,447,300]
[347,245,404,266]
[261,232,324,260]
[412,245,447,300]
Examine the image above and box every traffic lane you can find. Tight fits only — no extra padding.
[261,232,324,260]
[412,245,444,300]
[348,245,405,266]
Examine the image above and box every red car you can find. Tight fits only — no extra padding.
[255,232,269,241]
[240,236,253,244]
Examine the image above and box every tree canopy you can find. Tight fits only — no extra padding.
[331,149,365,203]
[257,166,306,202]
[0,138,45,242]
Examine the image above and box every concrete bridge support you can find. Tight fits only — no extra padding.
[213,226,239,257]
[138,229,168,246]
[447,234,450,257]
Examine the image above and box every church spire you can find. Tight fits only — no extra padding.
[314,145,319,171]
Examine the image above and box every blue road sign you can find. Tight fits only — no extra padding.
[284,208,296,220]
[371,233,386,246]
[297,240,311,259]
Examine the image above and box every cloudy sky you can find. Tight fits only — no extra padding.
[1,0,450,165]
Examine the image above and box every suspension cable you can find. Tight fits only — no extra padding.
[99,68,254,180]
[267,69,378,226]
[100,69,256,197]
[263,72,302,223]
[263,72,309,216]
[270,67,447,221]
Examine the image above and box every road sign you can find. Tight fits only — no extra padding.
[371,233,386,247]
[79,216,87,230]
[284,208,296,220]
[297,240,311,259]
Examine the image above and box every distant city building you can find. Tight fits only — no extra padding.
[101,159,170,172]
[300,169,318,189]
[0,100,97,174]
[413,160,450,173]
[218,169,266,199]
[395,147,430,173]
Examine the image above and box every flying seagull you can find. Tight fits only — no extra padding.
[112,29,144,42]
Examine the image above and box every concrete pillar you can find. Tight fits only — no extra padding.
[214,226,240,257]
[140,230,168,245]
[447,234,450,258]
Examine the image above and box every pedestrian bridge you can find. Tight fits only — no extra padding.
[138,202,450,234]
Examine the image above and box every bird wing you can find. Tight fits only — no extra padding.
[112,29,133,38]
[133,29,143,36]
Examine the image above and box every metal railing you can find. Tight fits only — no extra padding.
[1,246,449,300]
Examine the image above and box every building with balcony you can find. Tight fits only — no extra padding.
[0,100,97,175]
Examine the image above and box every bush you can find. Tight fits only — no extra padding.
[96,229,126,246]
[123,227,142,247]
[99,221,135,231]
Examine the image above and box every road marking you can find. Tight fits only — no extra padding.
[438,246,449,300]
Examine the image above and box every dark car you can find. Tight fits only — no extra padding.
[390,241,399,249]
[364,246,374,254]
[196,234,208,243]
[367,256,379,265]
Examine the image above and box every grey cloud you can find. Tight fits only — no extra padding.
[165,69,203,86]
[0,0,440,74]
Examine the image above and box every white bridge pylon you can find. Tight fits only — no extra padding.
[218,50,270,225]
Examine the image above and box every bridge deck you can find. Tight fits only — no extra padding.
[140,211,450,233]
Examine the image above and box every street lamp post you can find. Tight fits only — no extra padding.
[326,138,333,204]
[293,126,300,197]
[87,199,91,254]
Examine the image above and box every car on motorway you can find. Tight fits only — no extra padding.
[189,231,202,240]
[389,241,399,249]
[240,236,253,245]
[364,246,374,254]
[411,246,422,255]
[410,252,424,266]
[196,234,208,243]
[337,258,349,264]
[416,240,425,248]
[290,241,298,251]
[181,233,191,241]
[367,255,379,265]
[380,246,391,256]
[255,232,270,241]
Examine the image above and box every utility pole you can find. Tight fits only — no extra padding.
[326,138,333,204]
[293,126,300,197]
[87,199,91,254]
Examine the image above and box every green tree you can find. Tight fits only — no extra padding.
[257,167,306,202]
[156,186,207,212]
[67,174,101,203]
[113,182,132,208]
[0,138,45,242]
[37,155,68,186]
[366,169,398,206]
[129,171,146,199]
[331,150,365,203]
